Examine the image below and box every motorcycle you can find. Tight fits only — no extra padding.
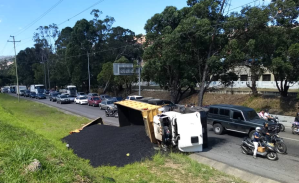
[269,116,285,132]
[241,137,278,161]
[292,122,299,135]
[105,107,118,118]
[269,133,287,154]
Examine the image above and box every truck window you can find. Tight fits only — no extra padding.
[209,108,218,114]
[220,109,230,116]
[233,111,244,120]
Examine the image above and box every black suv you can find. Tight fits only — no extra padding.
[207,104,267,138]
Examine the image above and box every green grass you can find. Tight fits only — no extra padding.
[0,94,246,183]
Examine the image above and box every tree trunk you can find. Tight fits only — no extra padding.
[198,60,209,107]
[246,65,259,97]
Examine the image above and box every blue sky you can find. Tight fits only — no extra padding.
[0,0,270,56]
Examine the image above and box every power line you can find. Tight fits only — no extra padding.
[15,0,64,37]
[0,40,9,56]
[58,0,105,26]
[224,0,259,14]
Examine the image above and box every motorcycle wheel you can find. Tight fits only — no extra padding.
[275,142,287,154]
[266,152,278,161]
[241,147,248,155]
[280,124,285,132]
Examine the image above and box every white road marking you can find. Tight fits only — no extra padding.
[281,137,299,142]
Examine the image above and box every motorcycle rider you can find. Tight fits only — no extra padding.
[264,109,274,121]
[295,112,299,122]
[259,110,267,120]
[253,127,261,159]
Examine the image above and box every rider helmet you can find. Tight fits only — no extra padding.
[255,127,261,132]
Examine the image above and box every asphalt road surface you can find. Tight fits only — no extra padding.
[8,93,299,183]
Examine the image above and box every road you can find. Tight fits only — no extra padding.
[9,93,299,183]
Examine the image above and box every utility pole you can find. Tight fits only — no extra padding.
[8,36,21,102]
[87,52,90,93]
[138,60,141,96]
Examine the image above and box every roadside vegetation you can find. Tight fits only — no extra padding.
[0,94,245,183]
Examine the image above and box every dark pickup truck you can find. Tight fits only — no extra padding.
[207,104,268,138]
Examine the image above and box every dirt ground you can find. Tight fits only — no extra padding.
[129,91,298,116]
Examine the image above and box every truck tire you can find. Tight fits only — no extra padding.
[249,130,255,140]
[213,123,224,135]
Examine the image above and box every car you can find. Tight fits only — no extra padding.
[99,94,111,100]
[99,100,115,110]
[88,96,101,107]
[207,104,271,138]
[36,93,46,99]
[24,90,31,97]
[87,93,98,97]
[49,92,61,102]
[56,95,70,104]
[126,95,143,100]
[1,88,8,93]
[29,92,36,98]
[161,100,177,111]
[63,93,75,103]
[77,92,86,97]
[74,96,88,105]
[18,89,26,96]
[148,99,164,106]
[111,97,123,102]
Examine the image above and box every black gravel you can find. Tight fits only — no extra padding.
[63,124,156,167]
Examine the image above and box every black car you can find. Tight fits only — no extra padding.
[207,104,270,138]
[56,95,70,104]
[24,90,31,97]
[36,93,46,99]
[29,92,36,98]
[49,92,61,102]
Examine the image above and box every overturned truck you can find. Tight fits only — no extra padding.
[115,100,208,152]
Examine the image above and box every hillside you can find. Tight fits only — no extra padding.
[129,90,298,116]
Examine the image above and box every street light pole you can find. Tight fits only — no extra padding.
[8,36,21,102]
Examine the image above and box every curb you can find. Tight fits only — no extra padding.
[189,154,280,183]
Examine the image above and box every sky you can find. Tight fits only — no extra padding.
[0,0,271,56]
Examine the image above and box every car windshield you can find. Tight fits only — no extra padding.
[245,110,260,121]
[78,92,84,95]
[80,97,87,100]
[136,97,143,99]
[107,101,114,104]
[104,95,111,98]
[60,95,67,98]
[92,94,98,96]
[93,97,100,101]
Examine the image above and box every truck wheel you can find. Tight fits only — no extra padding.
[249,130,256,140]
[213,123,224,135]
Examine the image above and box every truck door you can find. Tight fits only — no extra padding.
[230,110,247,133]
[176,112,203,152]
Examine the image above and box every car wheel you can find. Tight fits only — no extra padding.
[213,123,224,135]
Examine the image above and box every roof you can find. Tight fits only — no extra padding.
[128,95,143,97]
[115,100,161,111]
[208,104,254,111]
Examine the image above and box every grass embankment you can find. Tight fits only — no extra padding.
[0,94,245,183]
[181,93,298,116]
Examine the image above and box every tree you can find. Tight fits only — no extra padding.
[223,6,271,96]
[143,6,198,103]
[262,0,299,96]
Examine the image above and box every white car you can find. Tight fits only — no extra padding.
[125,95,143,100]
[74,96,88,105]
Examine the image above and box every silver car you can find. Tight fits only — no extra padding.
[99,100,115,110]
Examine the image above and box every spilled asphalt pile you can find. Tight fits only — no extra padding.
[63,124,155,167]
